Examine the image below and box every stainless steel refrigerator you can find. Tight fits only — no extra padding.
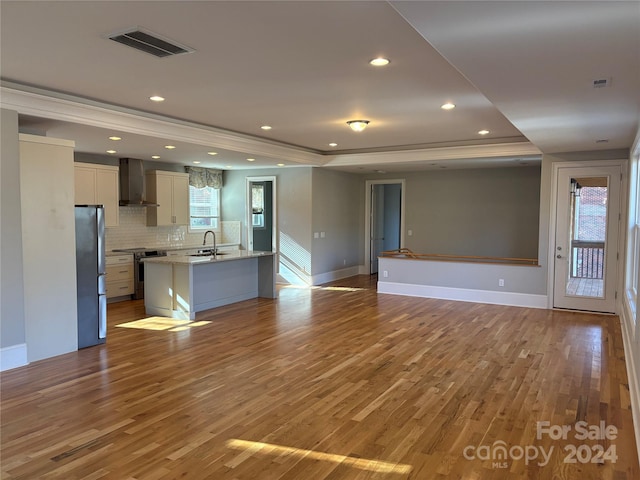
[75,205,107,348]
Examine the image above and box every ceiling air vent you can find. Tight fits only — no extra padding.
[108,27,194,58]
[592,77,611,88]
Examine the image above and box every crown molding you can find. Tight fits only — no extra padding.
[324,141,541,168]
[1,82,542,169]
[0,83,324,166]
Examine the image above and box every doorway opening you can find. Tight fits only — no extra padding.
[246,176,276,253]
[364,180,405,275]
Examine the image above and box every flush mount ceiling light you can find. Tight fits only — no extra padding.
[149,95,165,102]
[441,103,456,110]
[347,120,369,132]
[369,57,390,66]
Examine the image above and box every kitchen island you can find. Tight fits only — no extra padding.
[143,250,276,320]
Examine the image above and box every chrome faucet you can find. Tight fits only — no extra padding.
[203,230,216,255]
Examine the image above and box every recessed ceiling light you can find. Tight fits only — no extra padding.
[329,143,338,147]
[193,161,201,164]
[247,158,255,162]
[596,139,609,143]
[225,165,232,169]
[207,151,218,156]
[150,95,165,102]
[108,136,121,141]
[441,103,456,110]
[261,125,272,130]
[151,155,160,159]
[164,145,176,149]
[106,150,117,154]
[277,163,285,167]
[478,129,490,135]
[369,57,390,66]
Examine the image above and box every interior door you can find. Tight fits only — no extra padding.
[370,184,385,274]
[553,166,621,313]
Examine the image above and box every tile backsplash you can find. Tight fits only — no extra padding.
[106,207,241,251]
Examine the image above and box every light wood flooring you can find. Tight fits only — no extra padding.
[1,275,638,479]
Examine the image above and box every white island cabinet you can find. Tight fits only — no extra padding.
[143,251,276,320]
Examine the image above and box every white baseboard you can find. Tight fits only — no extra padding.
[377,281,548,309]
[312,266,361,286]
[0,343,28,371]
[620,300,640,468]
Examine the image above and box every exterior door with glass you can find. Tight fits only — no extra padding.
[553,165,621,313]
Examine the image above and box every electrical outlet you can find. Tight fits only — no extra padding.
[320,231,326,238]
[314,232,319,239]
[408,229,413,236]
[499,279,505,287]
[343,259,346,265]
[383,270,389,278]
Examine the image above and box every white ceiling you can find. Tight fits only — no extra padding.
[1,1,638,173]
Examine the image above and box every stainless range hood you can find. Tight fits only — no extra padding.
[119,158,158,206]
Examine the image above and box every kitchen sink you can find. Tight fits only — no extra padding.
[189,251,228,257]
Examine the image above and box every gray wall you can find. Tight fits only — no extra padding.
[223,167,313,277]
[386,166,541,259]
[1,109,26,349]
[311,168,363,275]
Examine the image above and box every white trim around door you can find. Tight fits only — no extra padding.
[548,160,627,313]
[363,179,406,276]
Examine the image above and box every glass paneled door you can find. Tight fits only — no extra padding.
[553,166,621,313]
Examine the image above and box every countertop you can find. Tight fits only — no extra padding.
[141,250,275,265]
[111,243,239,254]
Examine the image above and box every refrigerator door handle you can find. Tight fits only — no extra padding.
[98,294,107,339]
[97,206,106,275]
[98,273,106,296]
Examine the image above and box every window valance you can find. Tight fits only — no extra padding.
[185,166,223,189]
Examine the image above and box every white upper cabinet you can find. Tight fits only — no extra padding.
[145,170,189,226]
[74,162,119,227]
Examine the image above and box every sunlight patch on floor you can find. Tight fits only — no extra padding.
[116,317,211,332]
[225,438,412,474]
[280,285,366,292]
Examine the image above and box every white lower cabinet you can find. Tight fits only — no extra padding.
[106,255,134,300]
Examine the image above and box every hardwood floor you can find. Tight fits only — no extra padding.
[1,275,638,479]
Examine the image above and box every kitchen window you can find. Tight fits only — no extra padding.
[186,167,222,232]
[189,185,220,231]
